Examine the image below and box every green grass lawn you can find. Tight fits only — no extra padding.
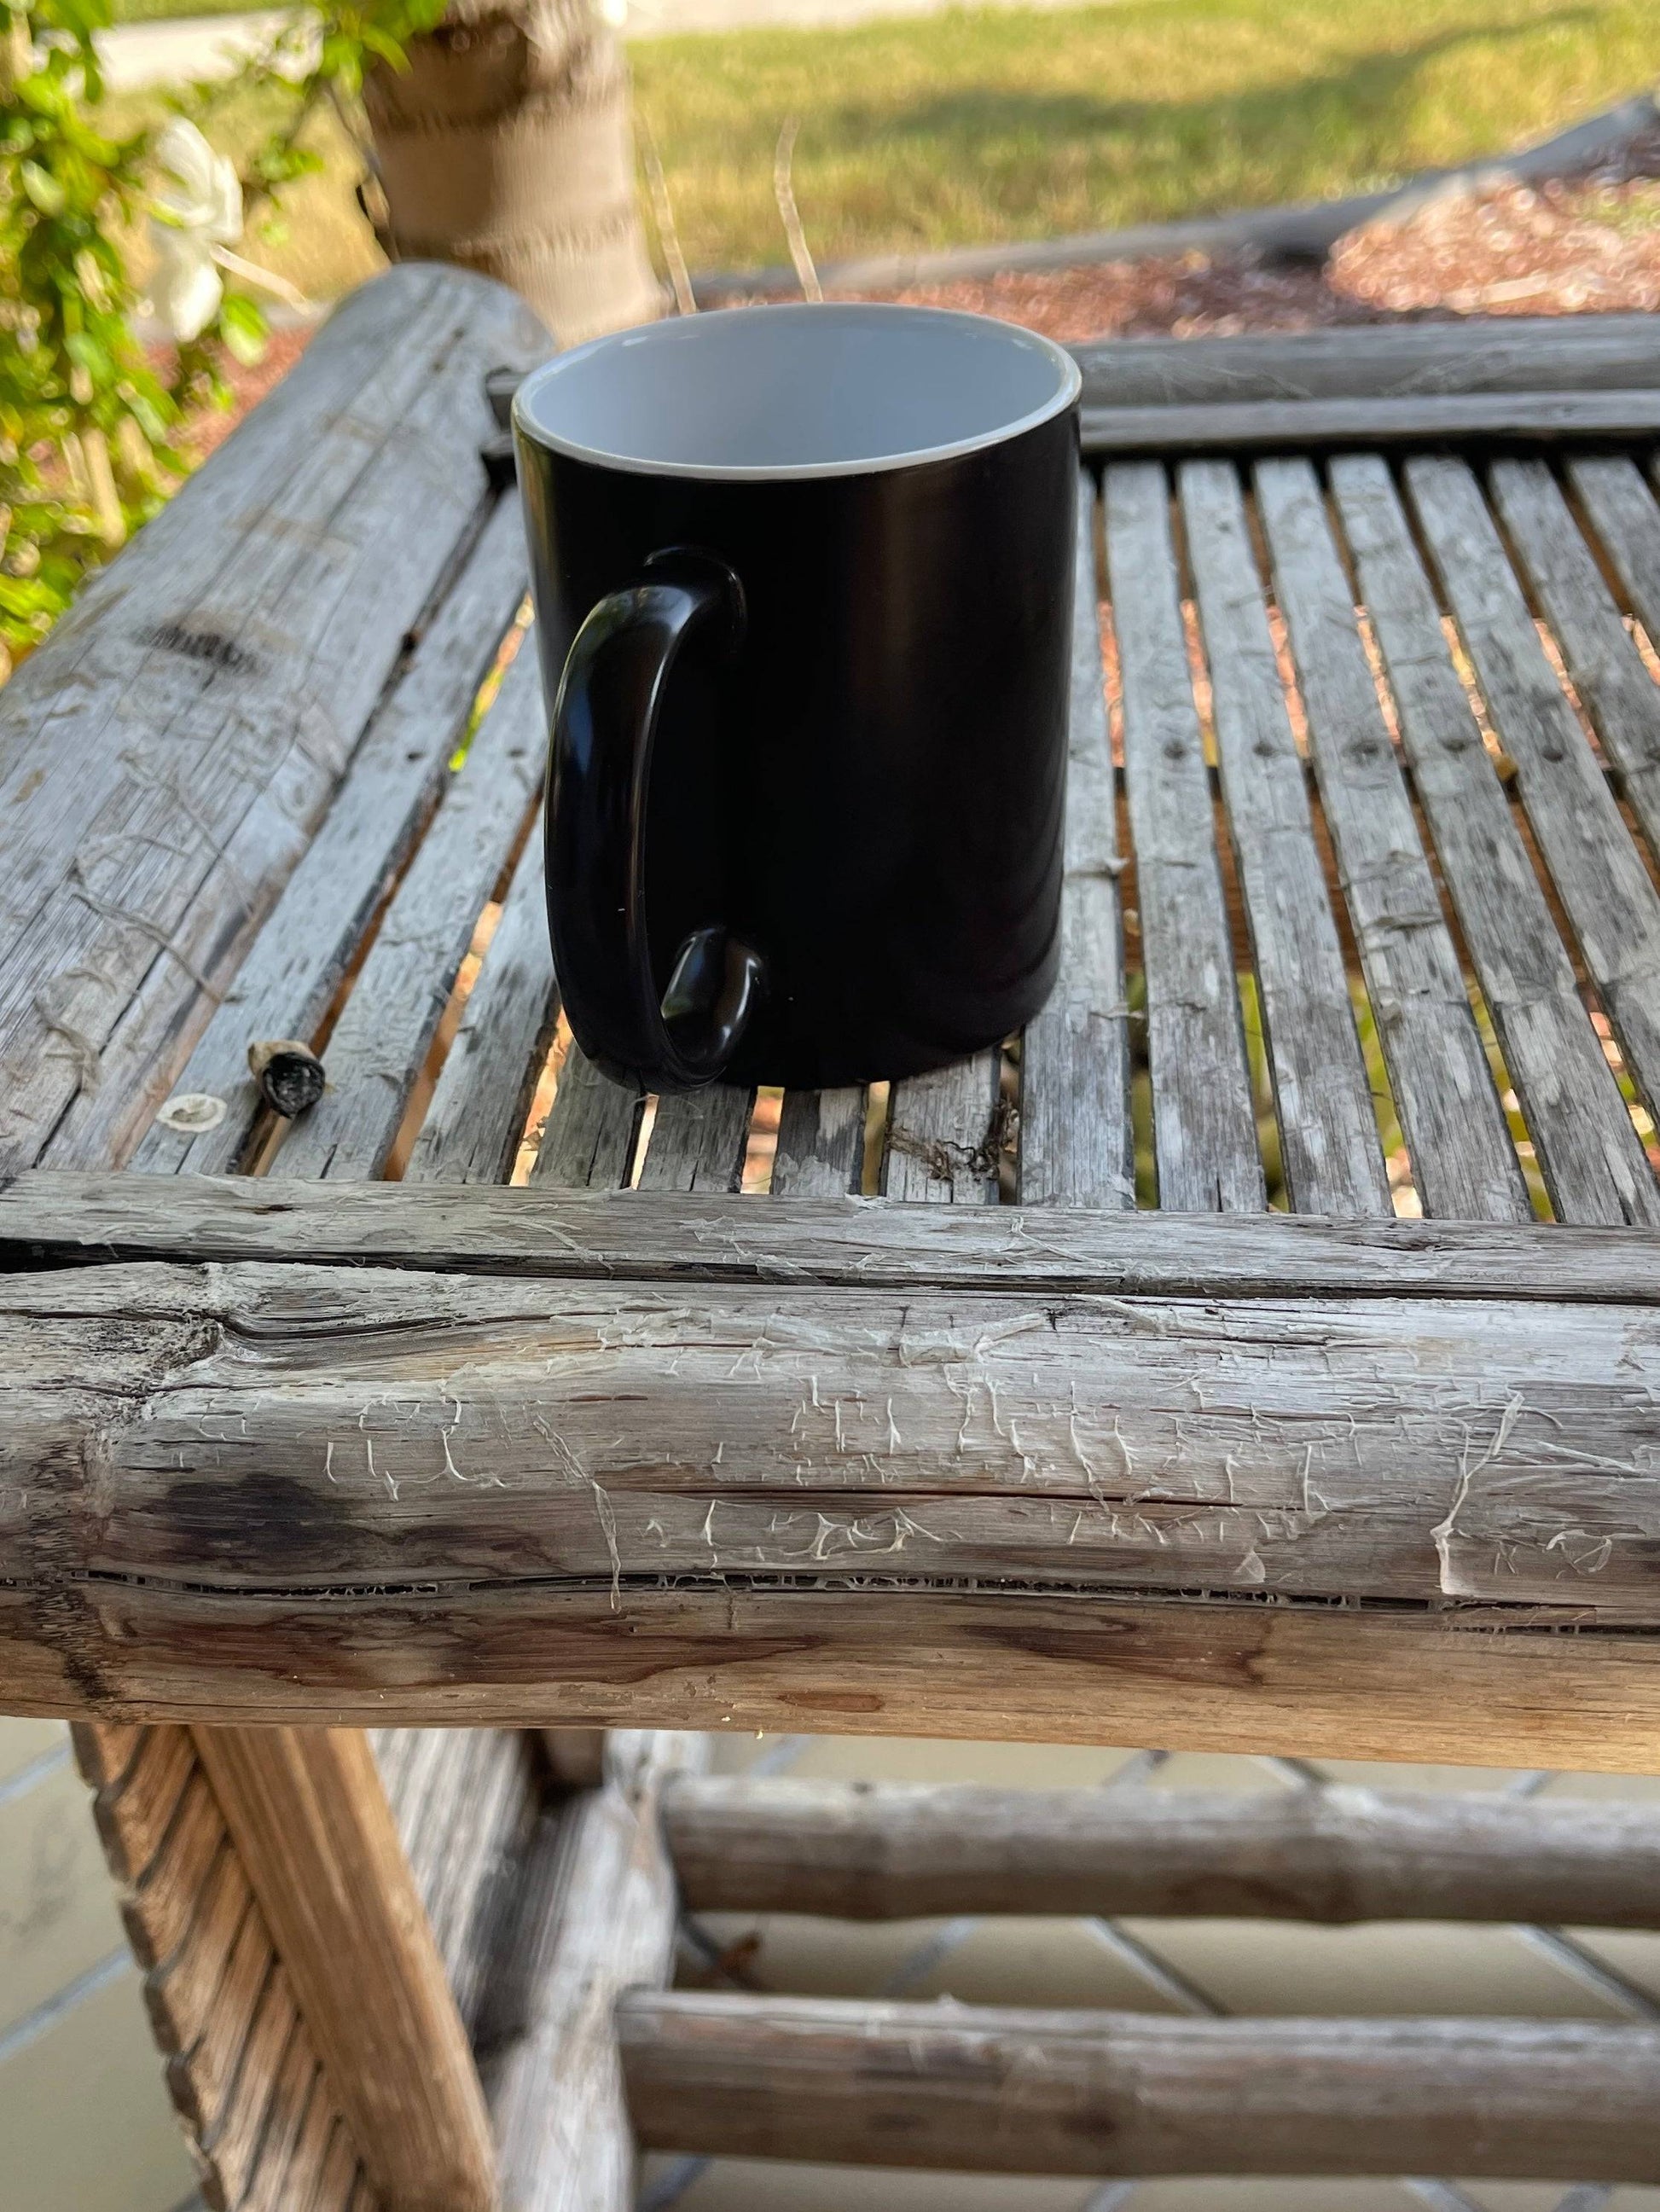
[110,0,279,18]
[107,0,1658,290]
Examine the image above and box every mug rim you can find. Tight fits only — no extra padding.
[512,300,1082,484]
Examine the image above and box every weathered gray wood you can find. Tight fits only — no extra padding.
[1255,459,1528,1222]
[770,1088,866,1198]
[1488,456,1660,862]
[1074,313,1660,409]
[1330,456,1660,1228]
[0,266,545,1181]
[403,822,559,1188]
[12,1171,1658,1303]
[636,1085,757,1194]
[662,1775,1660,1927]
[1104,462,1262,1211]
[1018,473,1135,1209]
[882,1052,1004,1204]
[1406,455,1660,1126]
[367,1724,539,2038]
[1081,391,1660,456]
[274,643,545,1179]
[482,1733,707,2212]
[1570,452,1660,650]
[618,1992,1660,2180]
[13,1239,1660,1616]
[529,1049,641,1192]
[125,496,531,1178]
[1180,461,1388,1217]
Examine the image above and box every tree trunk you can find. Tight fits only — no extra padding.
[363,0,661,347]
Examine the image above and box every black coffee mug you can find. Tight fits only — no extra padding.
[512,303,1081,1092]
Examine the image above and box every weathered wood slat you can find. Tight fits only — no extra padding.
[273,644,545,1180]
[111,1771,224,1969]
[618,1991,1660,2180]
[1180,461,1388,1217]
[127,496,531,1178]
[402,823,559,1188]
[189,1726,496,2212]
[661,1775,1660,1926]
[142,570,548,2198]
[1104,462,1262,1211]
[366,1724,540,2039]
[1255,458,1528,1222]
[13,1243,1660,1615]
[1487,456,1660,861]
[230,2018,329,2212]
[1406,455,1660,1123]
[67,1718,144,1791]
[165,1895,282,2140]
[144,1833,247,2064]
[1073,313,1660,409]
[637,1084,757,1193]
[1018,472,1135,1209]
[529,1047,641,1191]
[1081,390,1660,456]
[82,1723,194,1885]
[0,267,543,1180]
[882,1053,1004,1204]
[1570,452,1660,649]
[11,1170,1659,1301]
[504,922,708,2211]
[482,1733,709,2212]
[1330,455,1660,1227]
[770,1087,867,1198]
[195,1963,305,2207]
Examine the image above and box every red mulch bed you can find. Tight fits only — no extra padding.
[177,322,316,459]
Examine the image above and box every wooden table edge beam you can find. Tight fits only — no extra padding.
[8,1585,1660,1775]
[5,1170,1657,1300]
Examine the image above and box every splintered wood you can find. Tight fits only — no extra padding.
[9,1177,1660,1765]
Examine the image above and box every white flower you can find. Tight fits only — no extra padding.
[147,120,242,342]
[144,119,306,342]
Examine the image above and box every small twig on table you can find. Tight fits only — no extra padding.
[641,120,696,316]
[774,118,822,303]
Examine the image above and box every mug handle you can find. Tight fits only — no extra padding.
[545,548,767,1091]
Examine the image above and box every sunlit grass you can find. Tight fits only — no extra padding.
[107,0,1657,293]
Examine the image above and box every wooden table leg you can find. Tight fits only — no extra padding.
[192,1724,498,2212]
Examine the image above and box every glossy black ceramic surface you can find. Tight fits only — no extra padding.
[513,302,1081,1092]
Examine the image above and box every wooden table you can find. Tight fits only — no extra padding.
[5,267,1660,2210]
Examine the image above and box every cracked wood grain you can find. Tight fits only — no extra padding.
[1180,461,1388,1218]
[1487,456,1660,864]
[9,1170,1657,1301]
[0,266,545,1180]
[127,495,531,1178]
[1406,454,1660,1130]
[1018,472,1135,1209]
[1256,458,1528,1222]
[1330,456,1660,1228]
[272,642,545,1180]
[1105,462,1262,1211]
[9,1245,1660,1617]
